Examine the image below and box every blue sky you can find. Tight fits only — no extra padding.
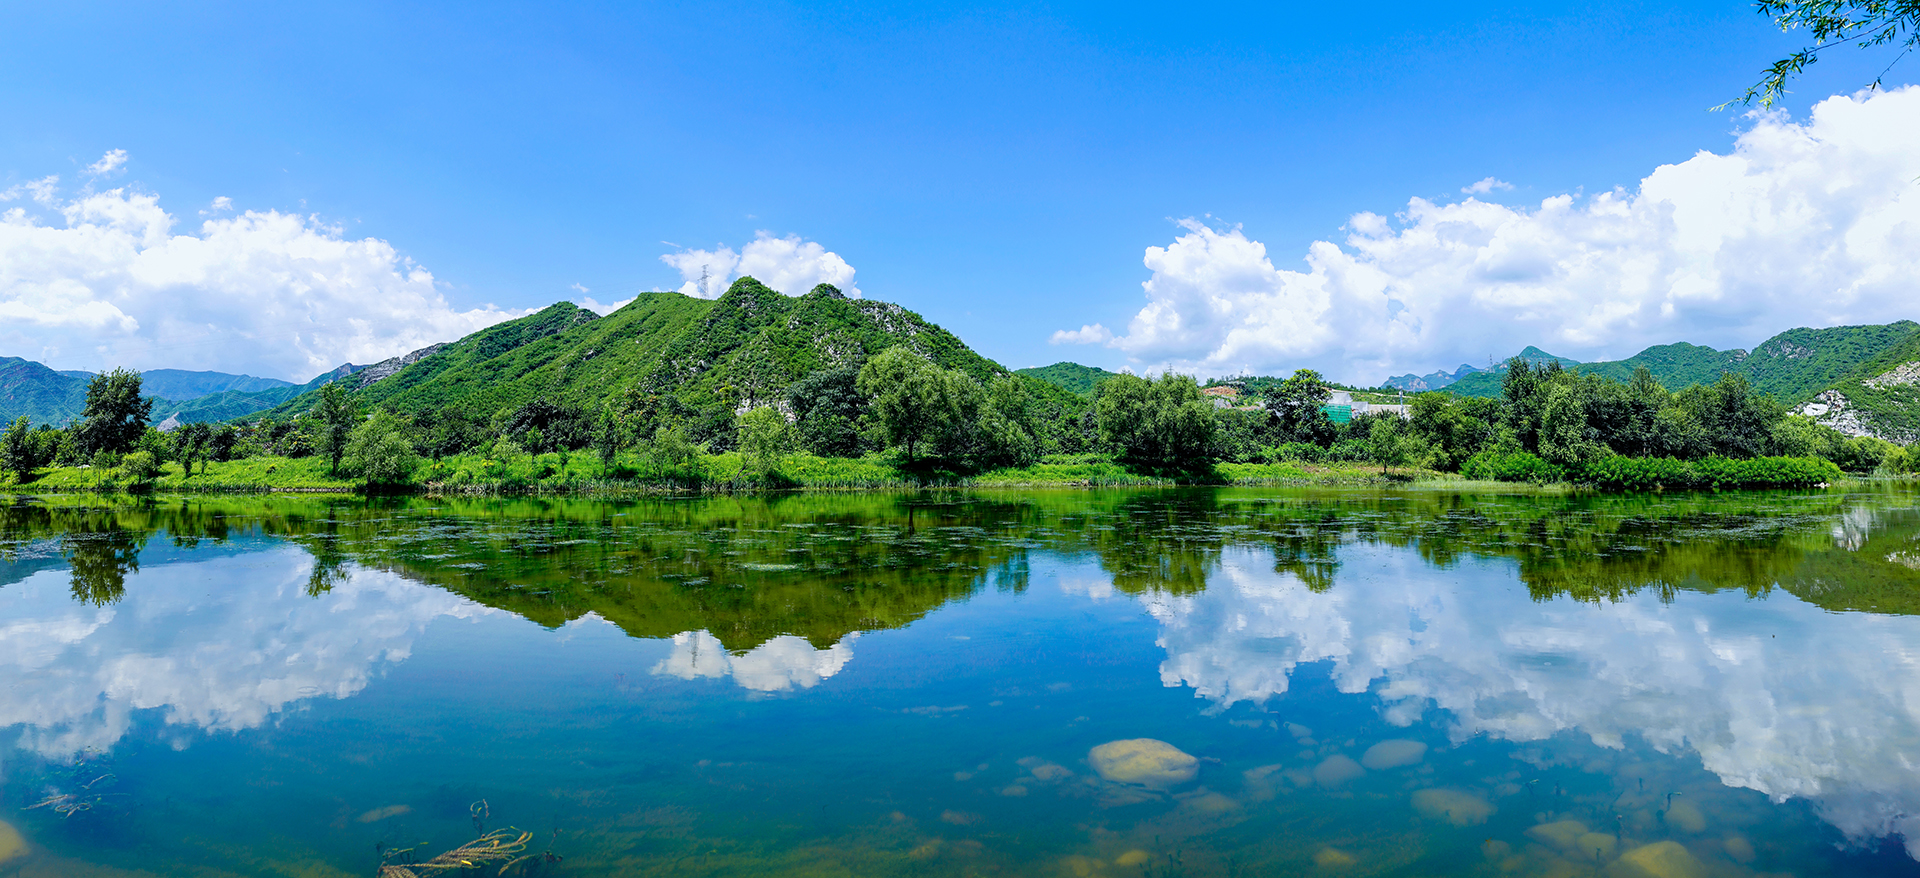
[2,1,1916,383]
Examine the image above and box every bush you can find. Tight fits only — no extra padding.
[1266,442,1324,463]
[1461,451,1566,483]
[1573,454,1840,491]
[1326,439,1371,462]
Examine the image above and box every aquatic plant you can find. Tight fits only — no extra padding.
[377,828,533,877]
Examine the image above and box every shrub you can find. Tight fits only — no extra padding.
[1460,451,1566,483]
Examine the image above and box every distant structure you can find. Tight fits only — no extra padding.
[1325,390,1409,422]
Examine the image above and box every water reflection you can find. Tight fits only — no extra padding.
[9,489,1920,869]
[0,545,486,757]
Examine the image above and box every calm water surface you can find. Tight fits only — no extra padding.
[5,487,1920,877]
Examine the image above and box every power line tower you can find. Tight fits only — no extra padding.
[698,264,711,298]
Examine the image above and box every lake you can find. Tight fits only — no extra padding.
[5,487,1920,877]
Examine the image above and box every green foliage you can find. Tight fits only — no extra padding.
[1574,455,1842,491]
[787,367,866,457]
[735,406,791,480]
[74,368,154,455]
[0,416,54,482]
[117,449,164,489]
[1015,361,1120,396]
[310,381,362,476]
[857,347,953,464]
[1093,372,1217,472]
[1729,0,1920,108]
[344,410,422,487]
[1366,416,1428,474]
[172,421,214,477]
[1263,369,1337,444]
[1459,450,1564,483]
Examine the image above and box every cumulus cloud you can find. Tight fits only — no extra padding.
[85,149,128,177]
[1062,88,1920,384]
[1049,323,1113,345]
[660,231,860,299]
[0,156,531,381]
[1461,176,1513,194]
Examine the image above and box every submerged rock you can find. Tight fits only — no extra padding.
[1313,755,1366,788]
[1663,800,1707,834]
[1604,841,1705,878]
[1526,820,1590,850]
[0,819,22,865]
[1087,739,1198,788]
[1115,850,1152,867]
[1360,739,1427,770]
[1411,788,1495,825]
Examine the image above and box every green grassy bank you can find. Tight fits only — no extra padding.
[0,450,1420,495]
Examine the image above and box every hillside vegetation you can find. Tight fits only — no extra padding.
[1447,323,1920,405]
[1017,361,1121,395]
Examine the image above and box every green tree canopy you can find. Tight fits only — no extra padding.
[311,381,363,476]
[856,347,953,464]
[1094,372,1217,472]
[344,409,421,487]
[1730,0,1920,108]
[73,368,154,456]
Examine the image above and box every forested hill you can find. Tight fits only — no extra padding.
[1445,322,1920,404]
[255,277,1012,429]
[1016,362,1121,395]
[0,359,310,427]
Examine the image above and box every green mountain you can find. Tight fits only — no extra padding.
[1016,361,1121,395]
[150,365,365,428]
[1793,330,1920,442]
[139,369,293,400]
[0,357,89,426]
[257,278,1012,427]
[1444,324,1920,404]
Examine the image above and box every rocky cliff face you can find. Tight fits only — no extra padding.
[353,344,449,390]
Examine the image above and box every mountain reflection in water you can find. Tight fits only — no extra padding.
[4,488,1920,873]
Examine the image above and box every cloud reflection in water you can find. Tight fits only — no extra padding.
[1137,543,1920,856]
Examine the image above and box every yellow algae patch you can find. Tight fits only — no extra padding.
[1526,820,1590,851]
[1115,850,1152,867]
[1663,801,1706,834]
[1030,762,1075,782]
[1088,739,1198,788]
[1000,784,1030,797]
[1179,790,1240,814]
[1410,788,1495,826]
[355,804,411,823]
[1604,841,1705,878]
[1480,839,1512,860]
[908,839,944,860]
[1577,832,1618,861]
[940,810,982,825]
[1059,854,1106,877]
[0,819,24,865]
[1313,755,1365,788]
[1313,847,1357,869]
[1360,739,1428,770]
[1722,834,1755,863]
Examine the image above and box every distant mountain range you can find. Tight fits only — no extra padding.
[8,292,1920,443]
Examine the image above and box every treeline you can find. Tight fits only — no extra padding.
[4,353,1913,491]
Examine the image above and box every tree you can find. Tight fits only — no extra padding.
[209,424,240,463]
[736,406,791,479]
[1366,416,1424,475]
[0,417,49,482]
[787,367,866,457]
[417,405,488,461]
[1728,0,1920,109]
[73,368,154,456]
[857,347,954,465]
[500,398,591,453]
[311,382,362,476]
[172,422,214,478]
[1263,369,1336,445]
[344,410,421,488]
[1094,372,1218,471]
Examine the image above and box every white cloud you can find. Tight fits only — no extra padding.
[660,231,860,299]
[0,169,532,381]
[84,149,128,177]
[1461,176,1513,194]
[1075,87,1920,384]
[1050,323,1113,345]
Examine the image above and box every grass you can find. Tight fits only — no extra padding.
[2,450,1456,495]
